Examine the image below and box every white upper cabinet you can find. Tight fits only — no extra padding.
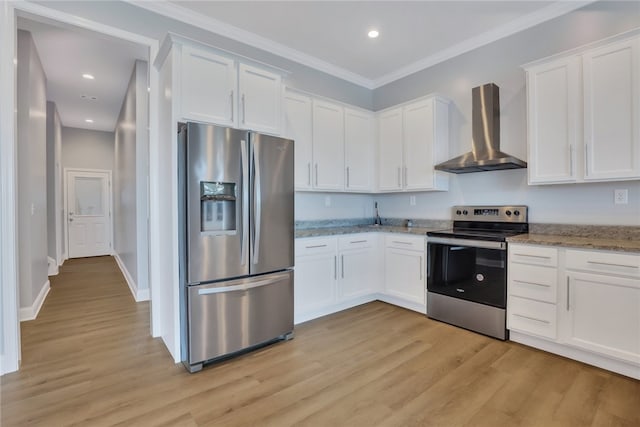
[525,34,640,184]
[284,90,313,190]
[344,108,374,192]
[180,46,236,126]
[526,56,580,184]
[238,63,282,134]
[312,99,345,190]
[583,38,640,180]
[378,97,450,192]
[174,39,283,134]
[377,108,404,191]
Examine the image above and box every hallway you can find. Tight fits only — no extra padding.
[1,257,173,426]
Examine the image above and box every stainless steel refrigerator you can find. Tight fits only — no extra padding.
[178,122,294,373]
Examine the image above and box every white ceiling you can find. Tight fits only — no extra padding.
[18,17,148,132]
[151,0,591,89]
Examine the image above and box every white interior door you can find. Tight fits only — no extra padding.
[66,170,111,258]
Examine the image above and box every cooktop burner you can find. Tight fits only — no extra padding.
[427,228,526,242]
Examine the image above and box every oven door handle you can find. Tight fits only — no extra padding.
[427,237,506,250]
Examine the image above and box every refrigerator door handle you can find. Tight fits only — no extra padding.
[197,272,289,295]
[252,141,262,264]
[240,139,249,266]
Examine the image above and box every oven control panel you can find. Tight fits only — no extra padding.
[452,205,528,223]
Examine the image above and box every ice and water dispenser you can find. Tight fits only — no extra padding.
[200,181,237,233]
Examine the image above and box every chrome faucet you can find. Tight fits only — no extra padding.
[374,202,382,226]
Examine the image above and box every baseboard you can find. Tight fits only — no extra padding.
[114,254,150,302]
[47,256,58,276]
[20,280,50,321]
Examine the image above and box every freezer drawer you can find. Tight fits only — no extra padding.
[186,270,294,370]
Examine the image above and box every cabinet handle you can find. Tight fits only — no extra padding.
[346,167,350,188]
[512,313,550,325]
[397,167,401,187]
[350,240,367,244]
[230,90,234,121]
[513,279,550,288]
[315,164,319,186]
[587,260,638,269]
[419,256,423,280]
[585,143,590,176]
[392,241,412,245]
[241,93,246,124]
[566,276,570,311]
[513,253,551,259]
[404,167,408,187]
[334,256,337,280]
[307,163,311,186]
[341,254,344,278]
[305,244,327,249]
[569,144,574,177]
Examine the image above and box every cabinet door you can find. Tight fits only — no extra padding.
[403,98,436,190]
[180,46,236,125]
[583,38,640,180]
[564,272,640,364]
[238,63,282,135]
[295,253,337,318]
[384,247,425,305]
[284,91,313,190]
[339,248,376,300]
[344,108,374,192]
[377,108,403,191]
[312,100,344,190]
[526,57,580,184]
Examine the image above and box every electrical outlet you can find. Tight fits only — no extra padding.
[614,189,628,205]
[324,196,331,207]
[409,195,416,206]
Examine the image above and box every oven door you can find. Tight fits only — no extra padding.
[427,237,507,308]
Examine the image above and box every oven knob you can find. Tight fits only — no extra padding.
[514,210,520,216]
[505,210,512,216]
[456,210,462,215]
[462,210,468,215]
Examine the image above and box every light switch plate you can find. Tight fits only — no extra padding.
[409,195,416,206]
[324,196,331,207]
[614,189,628,205]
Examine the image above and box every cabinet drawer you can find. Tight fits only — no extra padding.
[386,234,425,251]
[508,296,557,340]
[509,244,558,267]
[509,263,558,303]
[566,249,640,278]
[338,234,374,251]
[295,237,337,256]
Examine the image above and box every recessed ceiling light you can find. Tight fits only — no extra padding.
[85,119,94,123]
[82,73,95,80]
[81,95,98,100]
[368,30,379,39]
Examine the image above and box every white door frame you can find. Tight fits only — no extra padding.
[64,168,113,259]
[0,2,161,375]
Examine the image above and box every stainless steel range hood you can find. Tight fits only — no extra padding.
[435,83,527,174]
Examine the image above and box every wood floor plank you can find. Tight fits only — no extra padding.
[2,256,639,426]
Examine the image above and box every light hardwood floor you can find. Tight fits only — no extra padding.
[2,256,639,426]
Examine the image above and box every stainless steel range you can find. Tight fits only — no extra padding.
[426,206,529,340]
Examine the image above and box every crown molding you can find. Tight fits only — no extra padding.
[129,0,595,91]
[371,1,596,88]
[127,0,376,89]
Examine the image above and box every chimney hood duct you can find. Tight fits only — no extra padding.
[435,83,527,174]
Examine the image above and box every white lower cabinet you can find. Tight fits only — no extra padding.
[508,243,640,379]
[381,235,426,313]
[294,234,380,324]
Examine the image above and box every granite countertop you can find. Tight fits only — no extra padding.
[295,224,441,238]
[507,234,640,254]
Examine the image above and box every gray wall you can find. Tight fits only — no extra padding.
[114,60,149,293]
[61,127,115,171]
[46,101,62,263]
[17,30,48,310]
